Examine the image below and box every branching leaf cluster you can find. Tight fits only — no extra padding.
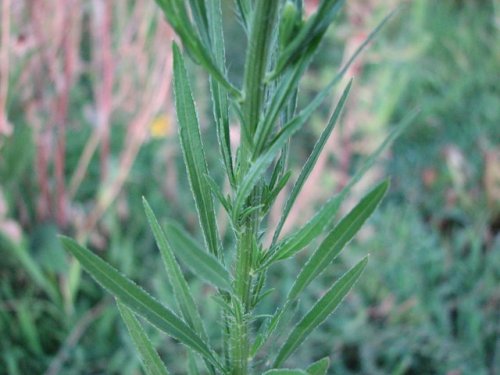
[61,1,413,374]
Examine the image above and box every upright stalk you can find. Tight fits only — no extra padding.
[231,1,279,374]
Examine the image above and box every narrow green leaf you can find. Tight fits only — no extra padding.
[274,257,368,367]
[0,233,60,304]
[341,108,419,195]
[207,0,235,186]
[265,171,292,211]
[266,106,418,267]
[265,5,399,147]
[278,1,300,49]
[263,370,308,375]
[250,300,299,357]
[234,0,252,30]
[306,357,330,375]
[272,79,353,244]
[241,0,280,141]
[258,97,417,364]
[117,301,170,375]
[188,0,210,46]
[188,351,201,375]
[173,43,222,260]
[205,174,232,215]
[234,64,339,221]
[254,38,321,155]
[60,236,222,370]
[164,222,232,292]
[262,193,344,268]
[155,1,240,97]
[143,198,206,339]
[272,0,346,77]
[232,111,304,222]
[288,180,389,302]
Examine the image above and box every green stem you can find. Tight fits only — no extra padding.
[230,1,279,374]
[231,193,259,375]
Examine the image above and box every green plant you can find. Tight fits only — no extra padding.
[60,1,414,374]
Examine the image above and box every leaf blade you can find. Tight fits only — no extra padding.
[306,357,330,375]
[207,0,235,186]
[117,301,170,375]
[263,193,344,268]
[232,114,304,221]
[272,80,352,244]
[288,180,389,302]
[60,236,221,369]
[266,105,419,267]
[143,198,206,338]
[163,221,232,292]
[173,43,222,260]
[274,257,368,367]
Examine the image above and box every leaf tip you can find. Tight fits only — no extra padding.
[142,196,151,211]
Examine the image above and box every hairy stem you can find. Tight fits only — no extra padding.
[231,1,279,373]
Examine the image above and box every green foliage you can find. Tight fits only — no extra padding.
[60,236,222,370]
[3,1,496,374]
[274,256,368,367]
[61,1,398,373]
[172,43,222,260]
[163,221,232,292]
[117,301,170,375]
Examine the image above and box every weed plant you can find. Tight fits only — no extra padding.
[61,1,415,374]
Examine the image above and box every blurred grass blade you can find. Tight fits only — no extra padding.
[188,351,201,375]
[173,43,222,260]
[143,198,206,338]
[18,302,43,355]
[60,236,222,369]
[306,357,330,375]
[288,179,389,301]
[342,108,419,194]
[334,7,399,85]
[272,80,352,244]
[117,301,170,375]
[263,370,308,375]
[164,222,232,292]
[274,257,368,367]
[0,233,60,304]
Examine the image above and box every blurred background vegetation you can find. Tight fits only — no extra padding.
[0,0,499,374]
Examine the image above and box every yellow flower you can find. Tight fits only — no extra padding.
[150,115,171,138]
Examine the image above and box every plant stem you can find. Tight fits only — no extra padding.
[231,1,279,373]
